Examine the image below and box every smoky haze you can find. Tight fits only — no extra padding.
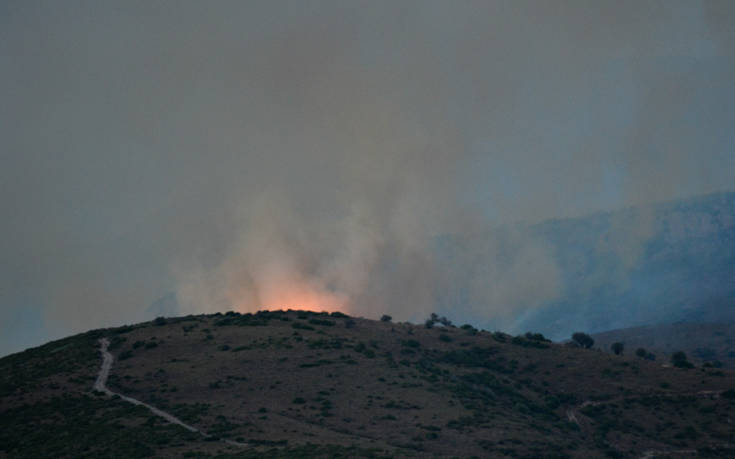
[2,1,735,356]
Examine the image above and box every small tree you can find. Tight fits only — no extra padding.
[671,351,693,369]
[635,347,647,358]
[525,332,550,342]
[572,332,594,349]
[611,342,624,355]
[380,314,392,322]
[425,313,452,328]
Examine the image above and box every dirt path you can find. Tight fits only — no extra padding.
[94,338,248,447]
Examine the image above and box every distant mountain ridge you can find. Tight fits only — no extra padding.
[436,191,735,340]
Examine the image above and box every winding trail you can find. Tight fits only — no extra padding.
[94,338,247,446]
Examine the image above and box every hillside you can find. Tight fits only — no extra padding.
[592,321,735,369]
[2,310,735,458]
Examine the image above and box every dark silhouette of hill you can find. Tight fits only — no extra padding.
[2,310,734,458]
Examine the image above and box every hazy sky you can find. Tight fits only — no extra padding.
[2,1,734,356]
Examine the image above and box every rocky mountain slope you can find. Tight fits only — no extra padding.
[436,191,735,339]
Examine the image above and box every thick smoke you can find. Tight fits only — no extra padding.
[2,1,734,355]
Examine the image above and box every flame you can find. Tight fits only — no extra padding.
[258,281,349,313]
[228,275,349,314]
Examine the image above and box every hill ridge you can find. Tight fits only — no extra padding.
[2,310,735,457]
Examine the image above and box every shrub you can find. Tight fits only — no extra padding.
[425,313,452,328]
[635,348,647,358]
[671,351,694,369]
[524,332,550,342]
[345,319,356,329]
[292,397,306,404]
[611,342,624,355]
[491,331,506,342]
[153,316,167,326]
[401,339,420,348]
[512,335,550,349]
[572,332,594,349]
[439,334,452,343]
[381,315,392,322]
[308,318,335,327]
[119,350,134,360]
[330,311,349,318]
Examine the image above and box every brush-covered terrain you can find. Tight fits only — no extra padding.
[593,321,735,369]
[2,310,735,458]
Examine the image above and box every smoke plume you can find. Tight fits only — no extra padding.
[2,1,734,355]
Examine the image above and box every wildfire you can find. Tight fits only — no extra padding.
[259,281,348,313]
[229,277,349,314]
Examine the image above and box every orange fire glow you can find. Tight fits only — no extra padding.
[230,279,349,314]
[262,282,348,313]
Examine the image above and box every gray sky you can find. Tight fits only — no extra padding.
[2,0,735,356]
